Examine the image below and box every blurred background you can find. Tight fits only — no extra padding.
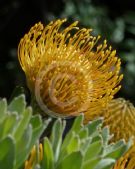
[0,0,135,103]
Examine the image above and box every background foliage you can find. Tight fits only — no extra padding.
[0,0,135,103]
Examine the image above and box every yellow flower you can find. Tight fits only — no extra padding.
[86,98,135,141]
[91,98,135,169]
[114,144,135,169]
[85,98,135,169]
[18,19,122,118]
[24,144,43,169]
[101,98,135,142]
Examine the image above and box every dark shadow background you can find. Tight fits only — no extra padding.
[0,0,135,103]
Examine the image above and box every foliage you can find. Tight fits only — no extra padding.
[0,94,50,169]
[28,115,131,169]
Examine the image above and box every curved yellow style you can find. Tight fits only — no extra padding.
[114,144,135,169]
[18,19,122,118]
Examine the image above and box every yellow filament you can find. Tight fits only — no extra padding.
[18,19,122,118]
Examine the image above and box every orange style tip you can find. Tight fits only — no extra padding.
[119,85,122,89]
[104,39,107,44]
[112,50,116,55]
[35,23,39,27]
[75,20,79,23]
[109,46,112,50]
[119,75,123,80]
[63,18,67,21]
[89,28,93,32]
[37,22,42,26]
[50,21,53,25]
[73,20,79,26]
[60,18,67,24]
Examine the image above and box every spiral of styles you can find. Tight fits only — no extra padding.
[35,60,92,118]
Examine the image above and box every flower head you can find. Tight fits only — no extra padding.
[85,98,135,168]
[104,98,135,142]
[86,98,135,141]
[18,19,122,118]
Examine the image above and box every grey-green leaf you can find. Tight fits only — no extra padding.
[0,136,15,169]
[42,137,54,169]
[56,151,82,169]
[8,95,26,114]
[94,158,115,169]
[84,140,102,162]
[0,99,7,123]
[50,119,65,162]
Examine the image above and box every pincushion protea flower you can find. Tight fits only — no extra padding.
[18,19,122,118]
[86,98,135,169]
[96,98,135,142]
